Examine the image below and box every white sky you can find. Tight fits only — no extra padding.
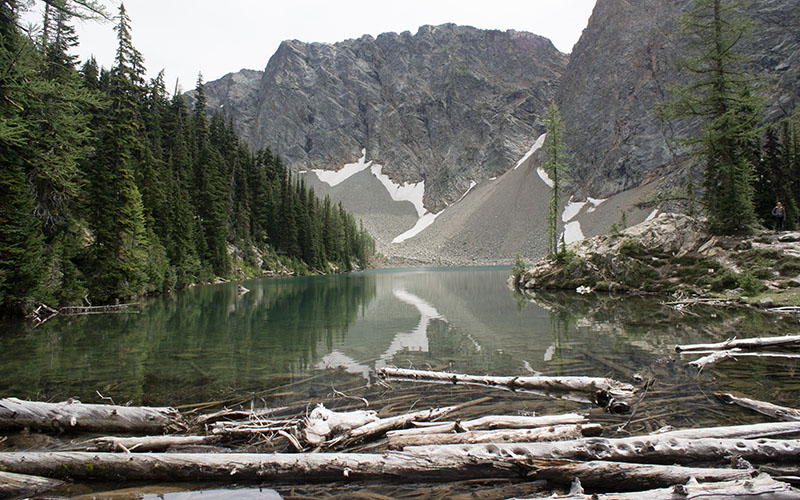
[23,0,596,94]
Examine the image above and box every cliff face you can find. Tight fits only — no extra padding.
[197,24,568,211]
[558,0,800,198]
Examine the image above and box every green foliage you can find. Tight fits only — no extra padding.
[736,269,765,295]
[543,102,569,256]
[0,2,376,316]
[661,0,763,234]
[511,253,526,287]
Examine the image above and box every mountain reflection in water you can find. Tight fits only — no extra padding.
[0,267,798,417]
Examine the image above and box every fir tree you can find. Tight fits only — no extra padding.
[661,0,763,234]
[543,102,569,256]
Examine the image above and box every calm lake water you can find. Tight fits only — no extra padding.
[2,266,798,423]
[2,267,800,498]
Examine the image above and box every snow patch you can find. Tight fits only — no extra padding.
[537,167,554,188]
[562,200,587,223]
[562,221,585,245]
[392,211,442,244]
[370,164,426,217]
[514,133,547,170]
[646,209,659,221]
[456,180,477,203]
[587,197,607,213]
[312,149,371,187]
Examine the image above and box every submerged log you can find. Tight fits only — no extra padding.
[406,436,800,465]
[687,350,800,370]
[386,413,587,437]
[541,474,799,500]
[0,471,63,499]
[675,334,800,352]
[529,459,755,491]
[377,367,636,407]
[717,393,800,422]
[0,398,186,434]
[388,423,603,449]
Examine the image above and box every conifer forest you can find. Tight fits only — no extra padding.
[0,1,375,317]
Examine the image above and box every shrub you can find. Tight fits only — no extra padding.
[737,270,765,296]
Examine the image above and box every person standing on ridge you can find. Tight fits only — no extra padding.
[772,201,786,232]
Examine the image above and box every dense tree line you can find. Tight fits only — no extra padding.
[0,1,374,316]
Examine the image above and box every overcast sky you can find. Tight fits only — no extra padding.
[24,1,596,93]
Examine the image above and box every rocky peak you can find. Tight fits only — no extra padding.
[195,24,568,211]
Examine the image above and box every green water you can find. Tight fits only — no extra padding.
[1,267,798,421]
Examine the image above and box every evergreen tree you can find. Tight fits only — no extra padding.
[85,2,150,300]
[543,102,569,256]
[661,0,763,234]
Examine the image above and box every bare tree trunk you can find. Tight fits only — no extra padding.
[0,451,516,482]
[337,405,457,447]
[84,435,221,452]
[675,334,800,352]
[0,471,63,499]
[405,436,800,465]
[388,423,602,449]
[716,393,800,422]
[386,413,588,437]
[650,420,800,439]
[377,367,635,410]
[0,398,186,434]
[528,459,755,490]
[539,474,799,499]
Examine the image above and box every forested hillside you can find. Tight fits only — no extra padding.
[0,1,374,317]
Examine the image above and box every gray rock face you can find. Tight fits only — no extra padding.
[558,0,800,199]
[195,24,567,211]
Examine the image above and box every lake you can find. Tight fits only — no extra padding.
[1,267,799,497]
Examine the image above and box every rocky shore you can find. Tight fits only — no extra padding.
[513,213,800,305]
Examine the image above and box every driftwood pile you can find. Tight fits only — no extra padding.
[1,363,800,499]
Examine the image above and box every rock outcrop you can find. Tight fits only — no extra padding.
[194,24,567,212]
[558,0,800,199]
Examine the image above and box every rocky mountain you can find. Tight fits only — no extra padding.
[195,24,567,212]
[195,1,799,264]
[559,0,800,198]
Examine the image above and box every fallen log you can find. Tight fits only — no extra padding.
[687,350,800,370]
[84,435,222,452]
[388,423,602,449]
[528,459,755,491]
[406,436,800,465]
[377,367,635,409]
[337,405,457,447]
[0,398,186,434]
[0,451,518,482]
[649,420,800,439]
[675,334,800,352]
[386,413,587,437]
[0,471,63,499]
[539,474,799,499]
[304,404,379,445]
[717,393,800,422]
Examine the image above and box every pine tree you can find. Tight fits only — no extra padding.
[661,0,763,234]
[543,102,569,256]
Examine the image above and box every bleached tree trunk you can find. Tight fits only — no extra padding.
[650,420,800,439]
[84,435,221,452]
[386,413,587,437]
[537,474,799,500]
[675,334,800,352]
[716,393,800,422]
[377,367,635,398]
[388,423,602,449]
[405,436,800,465]
[528,459,755,490]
